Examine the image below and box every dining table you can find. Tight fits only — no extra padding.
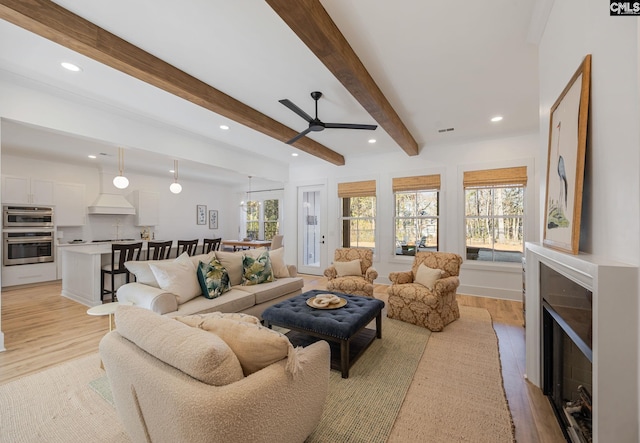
[221,239,272,251]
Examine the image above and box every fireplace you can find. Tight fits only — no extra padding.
[541,262,593,442]
[524,242,638,443]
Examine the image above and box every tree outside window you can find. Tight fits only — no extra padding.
[244,198,280,240]
[394,190,438,256]
[341,196,376,251]
[465,186,524,262]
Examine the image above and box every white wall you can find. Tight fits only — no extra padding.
[1,154,236,243]
[539,0,639,440]
[286,132,540,300]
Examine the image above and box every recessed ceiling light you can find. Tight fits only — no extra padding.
[368,139,376,144]
[87,155,96,159]
[61,62,82,72]
[219,125,230,130]
[491,116,503,122]
[291,153,299,157]
[169,169,175,173]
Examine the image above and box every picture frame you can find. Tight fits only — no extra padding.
[543,54,591,255]
[196,205,207,225]
[209,209,218,229]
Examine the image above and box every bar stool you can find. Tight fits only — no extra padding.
[177,239,198,256]
[202,238,222,254]
[101,242,143,302]
[147,240,173,260]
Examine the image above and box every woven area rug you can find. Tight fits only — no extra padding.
[0,305,514,443]
[388,305,516,442]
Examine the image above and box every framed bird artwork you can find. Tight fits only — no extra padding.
[543,54,591,255]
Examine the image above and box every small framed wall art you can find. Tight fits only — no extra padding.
[209,210,218,229]
[196,205,207,225]
[543,54,591,254]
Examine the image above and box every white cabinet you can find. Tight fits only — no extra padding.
[54,182,86,226]
[131,190,159,226]
[2,176,54,205]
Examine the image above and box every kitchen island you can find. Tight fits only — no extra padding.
[60,243,113,307]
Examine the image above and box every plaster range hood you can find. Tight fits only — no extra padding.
[88,171,136,215]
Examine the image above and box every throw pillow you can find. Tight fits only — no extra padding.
[116,305,244,386]
[214,250,245,286]
[175,315,297,376]
[334,259,362,277]
[149,252,202,304]
[269,247,290,278]
[242,250,274,286]
[196,257,231,299]
[414,263,443,290]
[125,260,161,288]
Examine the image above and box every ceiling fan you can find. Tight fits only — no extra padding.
[279,91,377,144]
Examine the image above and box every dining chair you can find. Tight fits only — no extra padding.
[202,237,222,254]
[270,234,284,250]
[101,242,143,302]
[177,239,198,256]
[147,240,173,260]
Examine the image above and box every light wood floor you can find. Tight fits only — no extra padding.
[0,277,565,442]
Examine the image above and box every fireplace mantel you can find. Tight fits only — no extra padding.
[524,242,638,442]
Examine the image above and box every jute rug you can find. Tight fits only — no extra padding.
[0,305,514,443]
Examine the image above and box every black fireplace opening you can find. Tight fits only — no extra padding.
[541,263,593,443]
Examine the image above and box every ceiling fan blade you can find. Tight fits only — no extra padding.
[279,99,313,123]
[285,127,313,144]
[324,123,378,130]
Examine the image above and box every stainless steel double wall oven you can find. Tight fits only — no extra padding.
[2,205,55,266]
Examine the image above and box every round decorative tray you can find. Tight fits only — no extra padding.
[306,295,348,310]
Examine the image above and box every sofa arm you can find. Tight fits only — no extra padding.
[324,265,337,280]
[433,276,460,294]
[287,264,298,277]
[116,283,178,315]
[365,267,378,283]
[389,270,413,285]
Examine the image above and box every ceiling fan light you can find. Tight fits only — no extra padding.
[113,175,129,189]
[170,182,182,194]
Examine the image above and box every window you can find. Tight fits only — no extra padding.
[338,180,376,251]
[393,175,440,256]
[464,167,526,263]
[244,198,280,241]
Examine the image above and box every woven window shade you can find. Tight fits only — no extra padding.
[463,166,527,188]
[337,180,376,198]
[392,174,441,192]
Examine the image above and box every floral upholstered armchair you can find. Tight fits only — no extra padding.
[324,248,378,297]
[387,251,463,331]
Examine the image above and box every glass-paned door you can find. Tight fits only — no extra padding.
[297,184,327,275]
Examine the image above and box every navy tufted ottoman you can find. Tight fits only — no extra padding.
[262,289,385,378]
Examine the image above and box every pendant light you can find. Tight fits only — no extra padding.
[170,160,182,194]
[112,147,129,189]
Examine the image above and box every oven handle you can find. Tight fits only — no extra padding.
[5,237,53,243]
[5,210,53,215]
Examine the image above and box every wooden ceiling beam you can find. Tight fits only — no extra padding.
[265,0,419,157]
[0,0,345,166]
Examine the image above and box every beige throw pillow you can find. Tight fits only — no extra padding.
[414,263,443,290]
[116,305,244,386]
[214,250,245,286]
[175,314,296,376]
[334,259,362,277]
[125,260,161,287]
[149,252,202,304]
[269,247,290,278]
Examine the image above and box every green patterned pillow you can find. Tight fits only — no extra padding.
[197,257,231,299]
[242,250,274,286]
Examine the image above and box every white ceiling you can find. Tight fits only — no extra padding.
[0,0,540,187]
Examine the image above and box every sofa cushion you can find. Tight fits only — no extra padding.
[149,252,202,304]
[163,288,256,318]
[334,259,362,277]
[115,305,244,386]
[269,247,290,278]
[236,277,304,304]
[176,311,260,326]
[215,250,245,286]
[197,256,231,299]
[414,263,443,290]
[242,250,274,286]
[175,313,295,375]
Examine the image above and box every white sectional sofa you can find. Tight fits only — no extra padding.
[116,248,304,319]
